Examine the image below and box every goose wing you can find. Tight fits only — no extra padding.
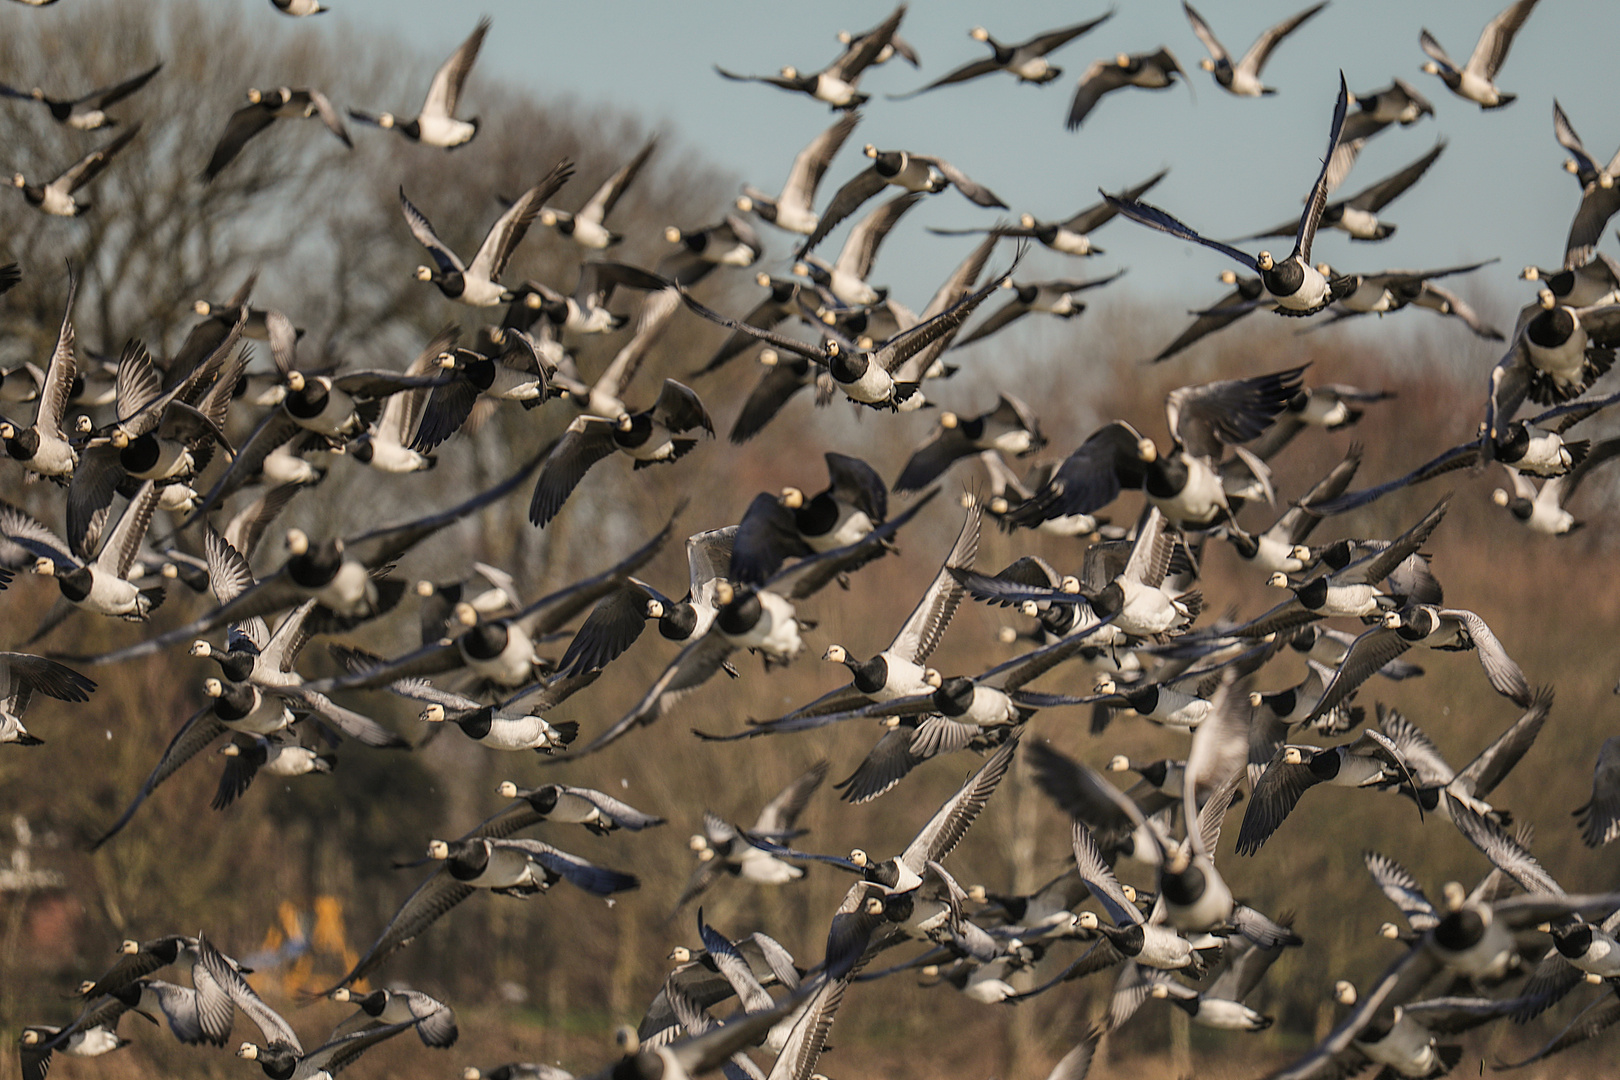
[398,189,465,276]
[422,16,489,120]
[1237,2,1327,79]
[323,871,477,993]
[468,160,574,283]
[1466,0,1540,80]
[57,124,139,193]
[89,705,228,850]
[888,498,979,663]
[1291,74,1349,264]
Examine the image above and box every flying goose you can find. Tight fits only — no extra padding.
[12,123,140,215]
[1238,140,1446,243]
[2,482,165,626]
[1182,1,1327,97]
[679,251,1015,411]
[714,4,905,111]
[308,509,674,697]
[0,651,95,746]
[1150,270,1266,361]
[19,995,138,1080]
[797,144,1006,257]
[1065,47,1187,130]
[558,526,735,678]
[1340,77,1435,143]
[529,378,712,528]
[1419,0,1541,109]
[1004,364,1306,532]
[401,159,575,306]
[890,13,1113,98]
[349,17,489,147]
[1554,102,1620,268]
[736,113,859,236]
[323,834,638,993]
[952,272,1122,347]
[565,493,937,761]
[0,61,161,129]
[729,452,888,585]
[1492,438,1620,535]
[675,760,829,912]
[1106,75,1353,315]
[1,269,78,480]
[795,190,923,307]
[327,987,458,1048]
[202,86,350,182]
[1485,292,1620,442]
[658,213,763,287]
[542,136,658,249]
[237,1022,420,1080]
[894,395,1044,493]
[1235,729,1414,854]
[754,498,980,726]
[929,168,1166,256]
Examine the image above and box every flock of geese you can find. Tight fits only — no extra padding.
[11,1,1620,1079]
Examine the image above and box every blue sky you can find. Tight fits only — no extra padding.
[193,1,1620,325]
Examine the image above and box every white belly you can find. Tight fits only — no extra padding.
[418,114,477,148]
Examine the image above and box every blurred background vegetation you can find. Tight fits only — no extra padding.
[0,3,1617,1080]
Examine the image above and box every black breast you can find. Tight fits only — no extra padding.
[1433,908,1485,951]
[1261,259,1305,297]
[1161,864,1206,905]
[1526,307,1575,349]
[717,591,762,636]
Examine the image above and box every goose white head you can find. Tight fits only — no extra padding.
[1383,610,1404,629]
[32,557,54,577]
[1137,438,1157,463]
[1248,691,1265,707]
[1107,755,1130,772]
[925,668,943,688]
[1379,922,1401,939]
[454,602,478,627]
[1267,572,1290,588]
[497,781,520,798]
[758,348,779,367]
[1334,980,1357,1006]
[204,678,224,698]
[220,742,242,757]
[1492,488,1510,506]
[939,412,958,429]
[414,266,434,282]
[330,987,354,1002]
[1094,675,1116,695]
[663,225,682,244]
[1150,983,1171,998]
[1199,58,1215,72]
[688,834,709,852]
[540,209,558,226]
[1283,747,1306,765]
[668,945,691,963]
[849,848,870,868]
[646,598,665,618]
[1077,910,1100,930]
[285,528,310,555]
[1019,213,1036,229]
[463,1070,484,1080]
[863,143,878,159]
[1521,265,1540,281]
[237,1043,262,1060]
[1220,270,1238,284]
[616,1026,640,1054]
[427,839,451,860]
[969,26,989,41]
[714,581,735,607]
[420,704,446,723]
[1256,251,1275,271]
[780,486,805,509]
[780,66,799,80]
[1538,288,1556,310]
[1442,880,1467,912]
[734,195,753,213]
[823,644,848,663]
[997,625,1017,644]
